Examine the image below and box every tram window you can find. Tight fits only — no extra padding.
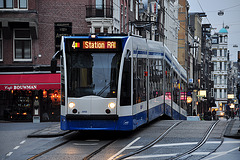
[149,59,163,99]
[60,55,65,105]
[133,58,146,104]
[120,57,131,106]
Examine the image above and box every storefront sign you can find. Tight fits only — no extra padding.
[3,85,37,90]
[0,74,61,91]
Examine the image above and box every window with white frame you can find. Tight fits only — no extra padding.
[121,4,123,32]
[0,0,13,9]
[19,0,27,9]
[135,1,139,20]
[0,0,28,9]
[14,29,32,61]
[213,62,217,70]
[214,89,217,99]
[125,6,127,32]
[224,49,227,57]
[214,75,217,84]
[220,49,222,56]
[0,30,2,61]
[130,0,133,11]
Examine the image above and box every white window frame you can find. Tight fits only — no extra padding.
[0,0,28,10]
[0,0,13,9]
[13,28,32,62]
[0,29,2,61]
[18,0,28,9]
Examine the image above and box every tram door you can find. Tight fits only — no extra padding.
[133,57,148,122]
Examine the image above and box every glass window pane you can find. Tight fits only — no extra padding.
[19,0,27,8]
[0,0,3,8]
[15,30,30,38]
[0,40,2,59]
[67,52,121,98]
[24,41,31,59]
[6,0,13,8]
[15,41,23,59]
[96,0,102,9]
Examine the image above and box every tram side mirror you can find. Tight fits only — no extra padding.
[51,50,62,73]
[126,49,131,61]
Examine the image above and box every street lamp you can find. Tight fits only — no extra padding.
[218,10,224,16]
[225,25,229,29]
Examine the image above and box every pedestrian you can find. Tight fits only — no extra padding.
[230,109,235,119]
[207,109,212,120]
[212,109,216,120]
[225,104,230,120]
[193,109,197,116]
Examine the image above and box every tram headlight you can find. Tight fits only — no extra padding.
[108,102,116,109]
[68,102,75,109]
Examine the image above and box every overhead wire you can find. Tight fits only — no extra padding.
[220,3,240,11]
[197,0,211,25]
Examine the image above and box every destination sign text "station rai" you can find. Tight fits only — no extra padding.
[83,41,117,49]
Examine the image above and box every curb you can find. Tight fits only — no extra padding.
[224,119,240,139]
[27,130,72,138]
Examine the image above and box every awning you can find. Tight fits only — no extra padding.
[0,73,60,91]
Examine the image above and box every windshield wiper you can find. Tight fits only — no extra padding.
[97,82,112,96]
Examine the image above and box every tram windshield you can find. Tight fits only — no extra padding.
[66,52,122,98]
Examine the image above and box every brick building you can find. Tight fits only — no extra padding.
[0,0,136,121]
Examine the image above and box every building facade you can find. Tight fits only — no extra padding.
[177,0,189,70]
[164,0,179,59]
[200,24,214,114]
[0,0,138,121]
[211,27,229,111]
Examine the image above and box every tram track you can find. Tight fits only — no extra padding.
[27,138,72,160]
[26,131,119,160]
[109,120,221,160]
[110,121,183,160]
[168,120,220,160]
[26,120,222,160]
[82,140,117,160]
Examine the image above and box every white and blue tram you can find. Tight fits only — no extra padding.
[53,35,187,131]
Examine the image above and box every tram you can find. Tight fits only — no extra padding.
[51,35,187,131]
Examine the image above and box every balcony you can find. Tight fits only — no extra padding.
[86,5,113,18]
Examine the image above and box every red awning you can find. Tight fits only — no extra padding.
[0,73,60,91]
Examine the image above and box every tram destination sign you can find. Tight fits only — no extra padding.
[82,41,116,49]
[66,39,121,52]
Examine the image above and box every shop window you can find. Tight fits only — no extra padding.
[0,30,2,61]
[14,29,32,61]
[0,0,13,9]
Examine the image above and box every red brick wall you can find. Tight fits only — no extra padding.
[38,0,89,65]
[0,0,90,66]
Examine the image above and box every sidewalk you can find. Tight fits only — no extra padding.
[28,123,71,138]
[224,117,240,139]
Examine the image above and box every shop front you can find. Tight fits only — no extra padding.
[0,73,60,122]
